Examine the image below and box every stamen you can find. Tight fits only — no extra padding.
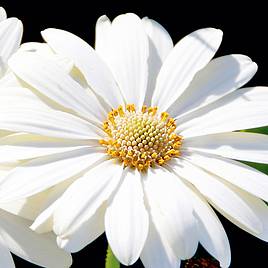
[99,104,183,171]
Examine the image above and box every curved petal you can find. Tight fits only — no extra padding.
[57,204,105,252]
[144,167,198,259]
[0,18,22,64]
[95,15,112,59]
[225,185,268,242]
[140,219,181,268]
[170,157,263,234]
[30,177,77,233]
[0,148,106,201]
[177,87,268,137]
[18,42,74,73]
[0,133,96,163]
[169,54,257,117]
[53,160,123,238]
[0,7,7,22]
[0,187,52,221]
[105,168,149,265]
[0,234,15,268]
[101,13,149,108]
[9,52,106,124]
[142,17,173,105]
[152,28,223,111]
[0,105,103,140]
[0,86,50,108]
[184,132,268,164]
[183,151,268,202]
[0,71,20,86]
[42,28,124,109]
[0,209,72,268]
[187,184,231,268]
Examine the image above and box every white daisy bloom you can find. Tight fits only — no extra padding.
[0,7,73,268]
[0,12,267,268]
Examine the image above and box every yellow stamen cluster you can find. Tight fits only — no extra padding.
[99,104,183,171]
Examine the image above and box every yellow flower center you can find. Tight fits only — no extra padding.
[99,104,182,171]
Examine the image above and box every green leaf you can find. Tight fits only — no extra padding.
[105,245,120,268]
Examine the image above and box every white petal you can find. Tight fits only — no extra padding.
[0,71,20,86]
[30,177,77,233]
[184,151,268,202]
[95,15,112,59]
[42,28,124,109]
[144,167,198,259]
[105,168,149,265]
[140,219,181,268]
[102,13,149,108]
[0,7,7,21]
[30,200,56,233]
[177,87,268,137]
[0,86,47,105]
[152,28,222,111]
[0,18,22,65]
[57,204,105,252]
[0,105,103,140]
[0,148,106,201]
[170,158,263,234]
[184,132,268,164]
[0,233,15,268]
[0,133,96,163]
[9,52,106,124]
[225,185,268,242]
[142,17,173,105]
[0,187,52,221]
[19,42,74,73]
[169,54,257,117]
[186,184,231,268]
[54,160,123,240]
[0,209,72,268]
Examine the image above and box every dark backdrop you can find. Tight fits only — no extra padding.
[1,1,268,267]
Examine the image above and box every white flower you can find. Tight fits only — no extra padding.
[0,13,268,268]
[0,7,72,268]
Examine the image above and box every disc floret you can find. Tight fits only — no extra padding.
[99,104,182,171]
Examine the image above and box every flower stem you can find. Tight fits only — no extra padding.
[105,245,120,268]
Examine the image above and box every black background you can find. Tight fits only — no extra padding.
[1,1,268,267]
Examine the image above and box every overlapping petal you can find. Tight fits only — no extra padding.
[177,87,268,137]
[144,167,198,259]
[105,168,149,265]
[9,52,106,124]
[184,132,268,164]
[170,158,263,234]
[0,209,72,268]
[168,54,257,117]
[0,148,106,201]
[152,28,223,111]
[41,28,125,109]
[54,160,124,248]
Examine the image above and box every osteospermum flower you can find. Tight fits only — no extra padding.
[1,13,268,268]
[0,7,72,268]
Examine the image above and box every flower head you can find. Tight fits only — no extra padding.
[0,12,268,268]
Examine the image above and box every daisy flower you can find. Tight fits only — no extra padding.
[1,13,268,268]
[0,6,72,268]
